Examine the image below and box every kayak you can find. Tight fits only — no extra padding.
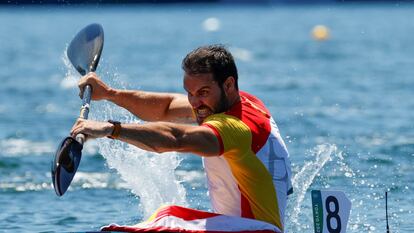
[101,205,282,233]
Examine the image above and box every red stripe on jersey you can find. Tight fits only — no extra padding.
[202,123,224,155]
[240,189,255,219]
[239,91,270,116]
[225,92,271,154]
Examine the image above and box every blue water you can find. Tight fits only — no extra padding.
[1,4,413,233]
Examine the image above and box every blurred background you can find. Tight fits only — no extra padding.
[0,1,413,232]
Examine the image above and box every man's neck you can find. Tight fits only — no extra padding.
[228,91,241,107]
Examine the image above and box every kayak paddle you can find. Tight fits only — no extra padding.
[51,23,104,196]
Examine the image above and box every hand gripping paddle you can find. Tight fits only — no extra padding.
[51,23,104,196]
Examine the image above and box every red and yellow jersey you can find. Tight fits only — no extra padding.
[202,91,293,231]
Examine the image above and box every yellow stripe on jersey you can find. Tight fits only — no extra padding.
[203,114,282,230]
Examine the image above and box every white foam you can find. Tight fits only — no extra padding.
[0,171,126,192]
[60,76,78,89]
[98,133,187,219]
[0,137,100,157]
[0,138,54,156]
[175,170,205,183]
[0,182,51,192]
[72,171,125,189]
[35,103,59,113]
[82,140,100,156]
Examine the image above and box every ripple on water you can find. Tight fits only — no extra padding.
[0,159,20,169]
[380,142,414,157]
[365,155,394,165]
[55,216,78,225]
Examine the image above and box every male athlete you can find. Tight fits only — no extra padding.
[71,45,293,232]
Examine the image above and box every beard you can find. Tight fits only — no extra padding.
[215,86,229,113]
[195,87,229,125]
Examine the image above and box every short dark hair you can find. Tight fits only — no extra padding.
[182,45,239,90]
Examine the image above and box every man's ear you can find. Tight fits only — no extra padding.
[224,76,236,93]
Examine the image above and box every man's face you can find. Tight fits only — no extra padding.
[184,73,228,124]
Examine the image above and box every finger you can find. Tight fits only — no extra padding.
[78,75,86,84]
[70,124,81,137]
[70,119,84,136]
[70,122,77,136]
[70,128,77,138]
[84,72,98,83]
[72,126,87,138]
[78,78,87,99]
[74,118,85,125]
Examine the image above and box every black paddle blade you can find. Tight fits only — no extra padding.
[67,23,104,75]
[51,137,83,196]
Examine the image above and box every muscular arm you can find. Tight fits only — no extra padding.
[118,122,220,156]
[108,89,194,123]
[78,72,195,123]
[71,119,221,157]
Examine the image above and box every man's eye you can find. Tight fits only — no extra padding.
[199,90,208,96]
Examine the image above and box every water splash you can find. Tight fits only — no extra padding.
[60,51,79,89]
[98,137,187,219]
[62,53,188,214]
[287,144,338,232]
[284,143,392,233]
[62,59,188,219]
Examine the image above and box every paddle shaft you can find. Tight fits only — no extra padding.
[75,84,92,145]
[51,23,104,197]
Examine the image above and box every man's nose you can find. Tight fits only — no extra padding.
[189,96,202,108]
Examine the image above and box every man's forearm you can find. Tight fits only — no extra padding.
[116,122,186,153]
[114,122,220,157]
[107,89,193,123]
